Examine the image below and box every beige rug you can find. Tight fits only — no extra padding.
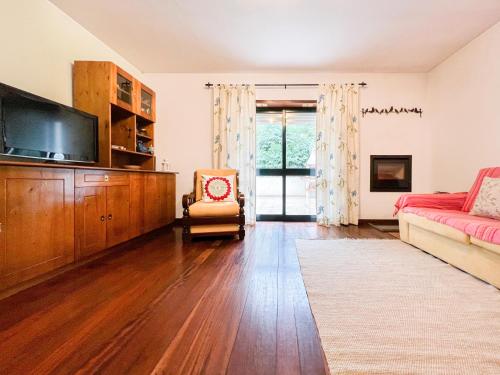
[296,239,500,374]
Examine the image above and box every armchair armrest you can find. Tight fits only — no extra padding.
[394,192,468,216]
[238,192,245,207]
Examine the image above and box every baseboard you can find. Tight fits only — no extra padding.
[175,218,398,226]
[358,219,398,225]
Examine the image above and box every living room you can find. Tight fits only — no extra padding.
[0,1,498,374]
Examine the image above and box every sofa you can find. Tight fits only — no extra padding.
[395,167,500,288]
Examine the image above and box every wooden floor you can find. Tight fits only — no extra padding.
[0,222,393,375]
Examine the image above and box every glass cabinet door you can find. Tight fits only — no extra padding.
[140,89,153,115]
[116,74,132,104]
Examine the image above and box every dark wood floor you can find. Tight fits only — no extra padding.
[0,222,393,375]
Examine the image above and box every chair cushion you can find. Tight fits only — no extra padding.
[195,169,238,201]
[191,224,240,234]
[403,207,500,245]
[189,201,240,217]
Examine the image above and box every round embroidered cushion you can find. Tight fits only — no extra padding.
[204,176,232,201]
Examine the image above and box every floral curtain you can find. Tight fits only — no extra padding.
[316,84,360,226]
[213,85,256,224]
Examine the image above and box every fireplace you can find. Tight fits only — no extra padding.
[370,155,412,192]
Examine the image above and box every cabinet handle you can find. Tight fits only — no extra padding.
[104,175,109,182]
[108,214,113,220]
[100,215,105,222]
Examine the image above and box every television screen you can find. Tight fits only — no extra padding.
[0,82,98,163]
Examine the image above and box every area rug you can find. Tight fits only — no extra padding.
[295,239,500,374]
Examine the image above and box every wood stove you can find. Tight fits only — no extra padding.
[370,155,412,192]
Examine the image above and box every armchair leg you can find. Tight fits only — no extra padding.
[238,214,245,240]
[182,215,191,242]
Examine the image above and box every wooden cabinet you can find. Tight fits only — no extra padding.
[0,162,175,293]
[0,167,75,289]
[129,173,145,238]
[75,170,131,259]
[73,61,156,170]
[143,173,176,232]
[158,174,170,227]
[167,174,176,223]
[144,173,161,232]
[75,170,175,260]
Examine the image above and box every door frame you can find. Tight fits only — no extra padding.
[256,107,316,222]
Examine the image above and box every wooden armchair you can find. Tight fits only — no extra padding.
[182,169,245,241]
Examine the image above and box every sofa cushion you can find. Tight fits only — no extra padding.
[462,167,500,212]
[189,201,240,217]
[403,207,500,245]
[469,177,500,219]
[402,211,469,244]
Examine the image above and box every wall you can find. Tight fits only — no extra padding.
[145,72,431,219]
[11,0,493,220]
[427,21,500,192]
[0,0,142,106]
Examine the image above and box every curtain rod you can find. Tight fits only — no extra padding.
[204,82,367,89]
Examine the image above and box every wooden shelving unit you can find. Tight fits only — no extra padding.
[73,61,157,170]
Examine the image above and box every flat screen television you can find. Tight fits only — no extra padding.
[0,82,98,163]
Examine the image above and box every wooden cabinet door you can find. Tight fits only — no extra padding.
[0,167,74,289]
[129,173,144,238]
[167,174,176,223]
[143,174,160,232]
[158,174,169,227]
[106,185,130,248]
[75,187,107,259]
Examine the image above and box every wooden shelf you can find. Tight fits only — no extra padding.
[137,133,152,141]
[112,148,154,158]
[136,113,155,124]
[73,61,156,170]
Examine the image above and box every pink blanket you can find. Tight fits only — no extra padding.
[394,193,468,216]
[402,207,500,245]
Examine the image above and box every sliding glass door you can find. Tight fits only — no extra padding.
[256,108,316,221]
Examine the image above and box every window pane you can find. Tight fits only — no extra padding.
[285,112,316,169]
[285,176,316,215]
[256,176,282,215]
[256,112,282,169]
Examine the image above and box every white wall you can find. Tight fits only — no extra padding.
[427,21,500,192]
[11,0,496,220]
[0,0,142,106]
[145,73,431,219]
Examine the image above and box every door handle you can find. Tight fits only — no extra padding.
[100,215,105,222]
[108,214,113,220]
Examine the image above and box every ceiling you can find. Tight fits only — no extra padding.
[50,0,500,73]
